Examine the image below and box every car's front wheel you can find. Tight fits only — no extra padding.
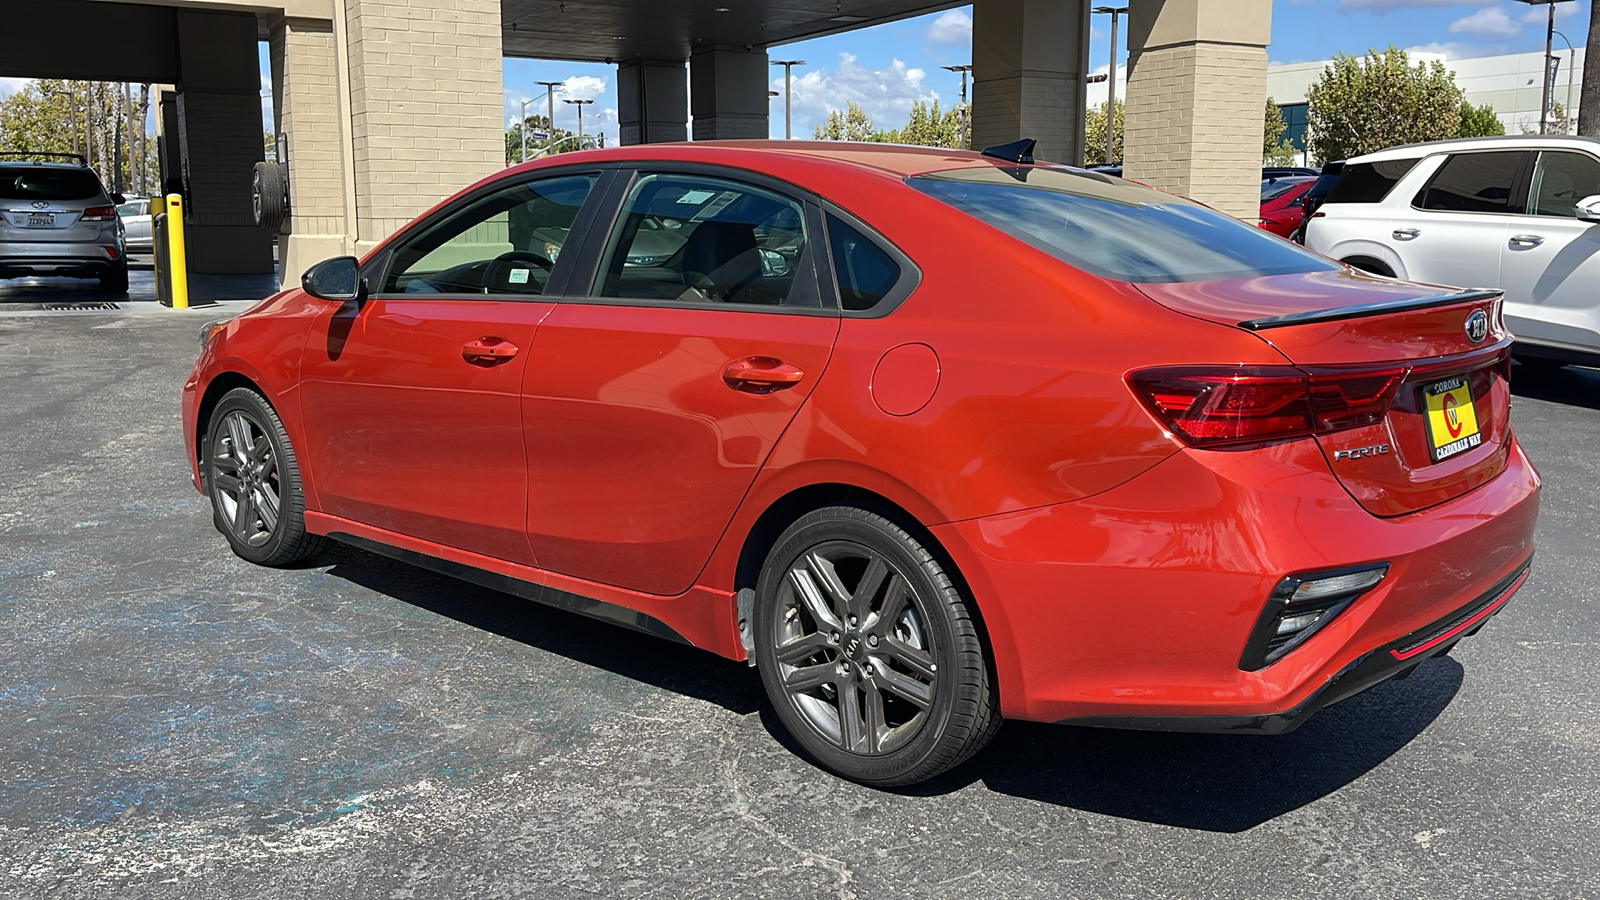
[753,507,1000,786]
[203,388,325,566]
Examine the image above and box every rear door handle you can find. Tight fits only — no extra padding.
[723,357,805,393]
[1509,234,1545,247]
[1392,228,1420,240]
[462,337,519,365]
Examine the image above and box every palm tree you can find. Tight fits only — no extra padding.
[1580,0,1600,135]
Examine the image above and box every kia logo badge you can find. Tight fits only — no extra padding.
[1465,310,1489,344]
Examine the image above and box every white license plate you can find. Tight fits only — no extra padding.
[26,213,55,227]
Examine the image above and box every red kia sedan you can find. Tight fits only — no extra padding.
[1257,175,1315,238]
[184,141,1539,786]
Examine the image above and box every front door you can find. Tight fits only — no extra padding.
[299,172,602,564]
[1498,149,1600,353]
[522,170,840,596]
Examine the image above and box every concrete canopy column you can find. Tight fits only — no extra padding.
[971,0,1092,164]
[690,47,769,141]
[173,10,274,274]
[1123,0,1270,218]
[618,58,688,145]
[341,0,506,253]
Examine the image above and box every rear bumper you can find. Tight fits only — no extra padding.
[935,434,1541,725]
[1067,560,1529,734]
[0,246,123,278]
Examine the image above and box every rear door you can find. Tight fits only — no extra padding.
[521,168,840,596]
[1497,148,1600,354]
[298,171,604,565]
[1394,150,1533,289]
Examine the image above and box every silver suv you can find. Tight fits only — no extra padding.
[0,153,129,293]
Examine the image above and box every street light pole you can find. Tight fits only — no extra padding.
[1515,0,1573,134]
[1093,6,1127,165]
[564,98,593,148]
[771,60,806,139]
[535,80,565,155]
[942,64,973,148]
[519,97,531,163]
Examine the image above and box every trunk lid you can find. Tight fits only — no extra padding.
[1137,269,1512,517]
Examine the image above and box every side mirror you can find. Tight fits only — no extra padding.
[1576,195,1600,223]
[111,192,126,205]
[301,256,365,302]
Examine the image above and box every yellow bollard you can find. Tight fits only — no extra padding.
[165,193,189,310]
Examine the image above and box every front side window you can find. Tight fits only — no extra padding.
[593,173,813,307]
[1527,151,1600,218]
[383,173,597,295]
[1414,151,1530,214]
[911,167,1337,283]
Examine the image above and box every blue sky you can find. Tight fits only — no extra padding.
[4,0,1592,144]
[499,0,1593,145]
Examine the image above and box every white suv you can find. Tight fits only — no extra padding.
[1305,135,1600,368]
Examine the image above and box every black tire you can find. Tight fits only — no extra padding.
[252,160,286,230]
[753,506,1000,786]
[203,388,325,566]
[99,263,128,294]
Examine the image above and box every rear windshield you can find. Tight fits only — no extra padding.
[1325,159,1419,204]
[1261,179,1309,201]
[0,167,104,201]
[911,167,1337,284]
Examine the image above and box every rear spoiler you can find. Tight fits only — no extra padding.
[1238,289,1501,331]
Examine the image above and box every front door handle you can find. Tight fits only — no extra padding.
[1392,228,1420,240]
[462,337,519,365]
[1509,234,1545,247]
[723,356,805,394]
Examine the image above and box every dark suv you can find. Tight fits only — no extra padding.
[0,153,129,293]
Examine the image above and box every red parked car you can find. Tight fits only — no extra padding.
[184,141,1539,786]
[1258,175,1316,238]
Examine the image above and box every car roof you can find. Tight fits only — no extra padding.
[1349,133,1600,164]
[515,140,1047,180]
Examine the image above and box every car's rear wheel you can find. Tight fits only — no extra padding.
[204,388,325,566]
[753,507,999,786]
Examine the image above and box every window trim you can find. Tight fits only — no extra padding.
[1522,149,1600,219]
[363,165,620,302]
[818,199,922,319]
[562,163,841,317]
[1409,149,1536,218]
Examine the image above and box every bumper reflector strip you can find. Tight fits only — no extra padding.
[1390,566,1530,661]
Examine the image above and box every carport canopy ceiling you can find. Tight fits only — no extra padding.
[501,0,964,61]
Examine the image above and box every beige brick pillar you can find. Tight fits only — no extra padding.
[971,0,1092,165]
[342,0,505,251]
[1123,0,1270,219]
[690,47,769,141]
[173,10,275,274]
[270,15,348,286]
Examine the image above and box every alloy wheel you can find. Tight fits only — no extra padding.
[211,410,281,548]
[772,541,940,755]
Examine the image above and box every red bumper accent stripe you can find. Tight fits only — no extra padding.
[1390,568,1529,661]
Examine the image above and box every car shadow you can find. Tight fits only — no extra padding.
[317,541,766,716]
[319,541,1461,832]
[1511,360,1600,411]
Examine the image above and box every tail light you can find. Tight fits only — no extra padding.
[1240,564,1389,670]
[81,206,117,221]
[1128,364,1406,448]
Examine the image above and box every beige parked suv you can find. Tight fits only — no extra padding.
[1305,135,1600,368]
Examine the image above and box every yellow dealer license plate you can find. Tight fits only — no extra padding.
[1423,375,1481,463]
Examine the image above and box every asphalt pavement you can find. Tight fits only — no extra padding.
[1,307,1596,899]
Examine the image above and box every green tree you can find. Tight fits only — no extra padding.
[1456,101,1504,138]
[1264,98,1298,165]
[1084,100,1123,166]
[504,114,593,164]
[1305,46,1462,164]
[895,99,962,148]
[813,102,880,142]
[0,79,156,194]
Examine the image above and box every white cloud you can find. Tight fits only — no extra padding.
[557,75,606,103]
[1518,3,1580,24]
[778,53,941,138]
[1448,6,1521,39]
[1403,41,1485,59]
[927,9,972,45]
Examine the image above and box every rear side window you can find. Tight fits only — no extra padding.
[1414,151,1530,214]
[911,167,1337,284]
[1528,151,1600,217]
[827,214,901,311]
[1324,159,1419,204]
[0,167,104,201]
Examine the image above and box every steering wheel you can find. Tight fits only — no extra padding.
[483,249,555,293]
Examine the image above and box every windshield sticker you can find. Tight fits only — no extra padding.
[690,191,741,222]
[676,190,715,205]
[508,268,529,284]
